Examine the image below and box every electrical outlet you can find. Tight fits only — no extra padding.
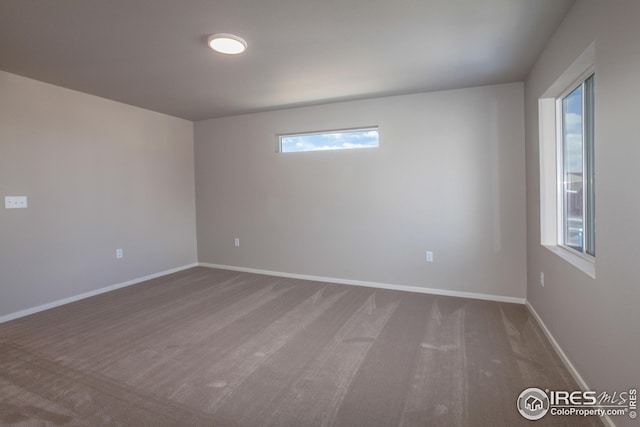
[540,272,545,287]
[426,251,434,262]
[4,196,28,209]
[116,248,123,259]
[234,238,240,247]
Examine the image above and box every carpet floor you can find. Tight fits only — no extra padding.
[0,267,601,426]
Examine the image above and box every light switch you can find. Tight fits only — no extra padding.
[4,196,28,209]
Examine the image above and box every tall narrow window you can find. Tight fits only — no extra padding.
[558,73,595,257]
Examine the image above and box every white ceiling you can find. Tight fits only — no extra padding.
[0,0,574,121]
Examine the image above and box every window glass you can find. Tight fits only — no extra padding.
[279,128,379,153]
[559,74,595,257]
[562,85,584,251]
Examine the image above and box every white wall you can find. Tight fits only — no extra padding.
[0,71,197,319]
[195,83,527,300]
[525,2,640,425]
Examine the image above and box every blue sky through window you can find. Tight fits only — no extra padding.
[563,86,583,174]
[280,128,379,153]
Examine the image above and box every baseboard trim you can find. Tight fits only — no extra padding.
[199,263,526,304]
[526,301,616,427]
[0,263,199,324]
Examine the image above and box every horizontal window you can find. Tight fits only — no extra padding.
[278,127,379,153]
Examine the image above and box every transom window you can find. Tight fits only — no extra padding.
[278,127,379,153]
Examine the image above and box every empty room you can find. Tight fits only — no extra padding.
[1,1,638,426]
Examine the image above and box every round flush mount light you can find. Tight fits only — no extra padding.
[207,33,247,55]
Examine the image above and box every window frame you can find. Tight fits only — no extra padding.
[555,70,595,260]
[538,42,596,278]
[277,126,379,153]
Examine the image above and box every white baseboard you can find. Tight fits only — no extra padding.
[526,301,616,427]
[0,263,198,324]
[198,263,526,304]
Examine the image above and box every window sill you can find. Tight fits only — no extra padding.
[542,245,596,279]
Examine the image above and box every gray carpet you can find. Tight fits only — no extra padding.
[0,267,601,426]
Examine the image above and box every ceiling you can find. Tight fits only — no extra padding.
[0,0,575,121]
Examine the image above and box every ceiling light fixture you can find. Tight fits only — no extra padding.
[207,33,247,55]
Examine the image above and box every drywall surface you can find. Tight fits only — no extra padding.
[525,1,640,424]
[195,83,526,299]
[0,70,197,318]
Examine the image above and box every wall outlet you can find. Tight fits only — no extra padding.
[116,248,123,259]
[540,272,545,287]
[234,238,240,247]
[4,196,28,209]
[426,251,434,262]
